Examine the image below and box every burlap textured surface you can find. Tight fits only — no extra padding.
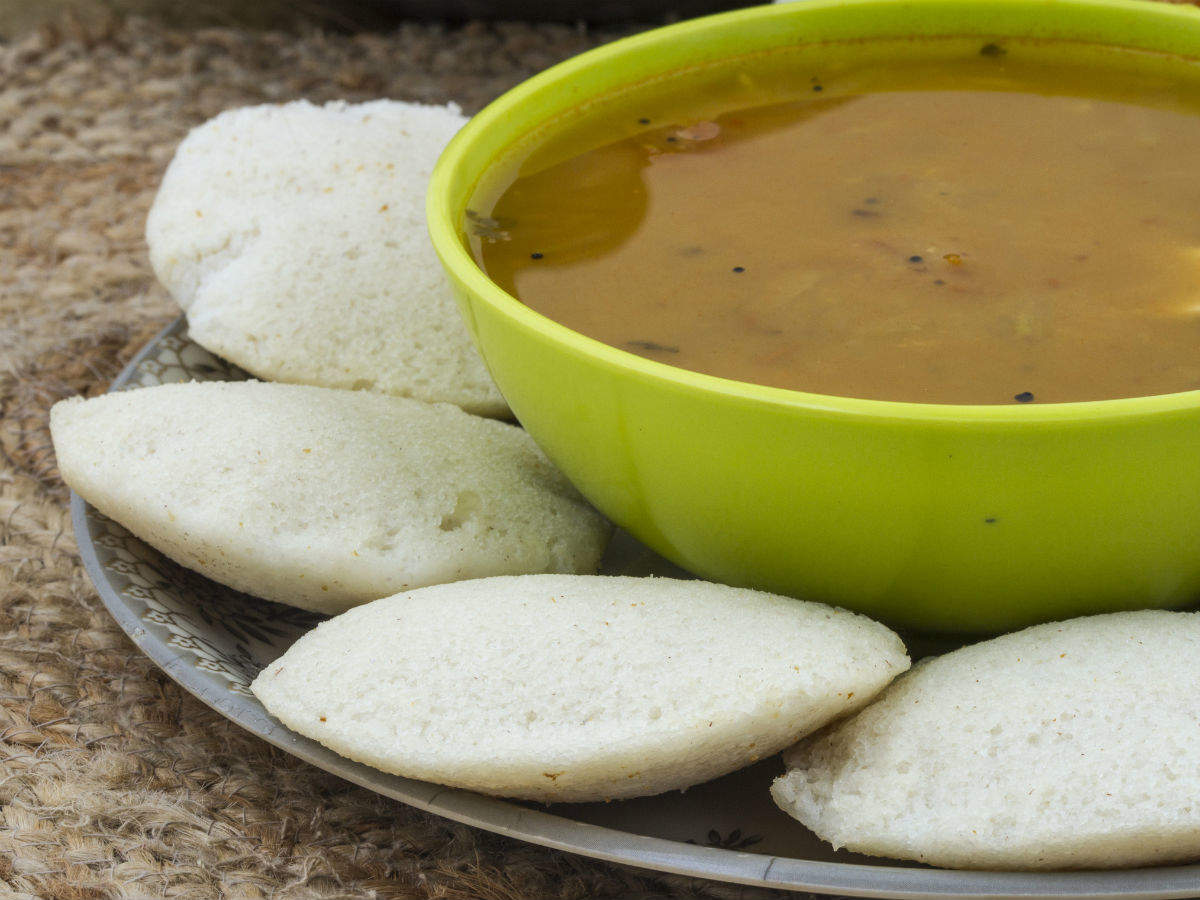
[0,15,794,899]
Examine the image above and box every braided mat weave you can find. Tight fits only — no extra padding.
[0,15,795,899]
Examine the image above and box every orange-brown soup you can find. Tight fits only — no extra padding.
[472,48,1200,404]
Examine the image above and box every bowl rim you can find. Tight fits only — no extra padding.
[428,0,1200,424]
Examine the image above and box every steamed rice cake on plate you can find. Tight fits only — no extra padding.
[772,610,1200,870]
[252,574,910,802]
[145,99,507,417]
[50,381,608,615]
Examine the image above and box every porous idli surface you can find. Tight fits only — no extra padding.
[51,382,608,614]
[772,610,1200,870]
[145,99,507,417]
[251,575,910,802]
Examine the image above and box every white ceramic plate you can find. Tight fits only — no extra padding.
[71,317,1200,899]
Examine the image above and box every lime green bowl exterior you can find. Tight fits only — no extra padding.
[429,0,1200,633]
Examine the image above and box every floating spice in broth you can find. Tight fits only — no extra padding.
[473,49,1200,404]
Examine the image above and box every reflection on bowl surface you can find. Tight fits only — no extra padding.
[429,0,1200,632]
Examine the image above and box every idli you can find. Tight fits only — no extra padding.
[251,575,910,802]
[51,381,608,614]
[772,610,1200,870]
[145,99,507,417]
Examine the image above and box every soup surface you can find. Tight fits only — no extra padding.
[471,46,1200,404]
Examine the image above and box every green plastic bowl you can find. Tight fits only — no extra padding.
[429,0,1200,633]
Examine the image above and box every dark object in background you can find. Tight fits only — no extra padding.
[0,0,759,37]
[360,0,760,23]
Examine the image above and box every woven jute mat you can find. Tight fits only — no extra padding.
[0,15,798,899]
